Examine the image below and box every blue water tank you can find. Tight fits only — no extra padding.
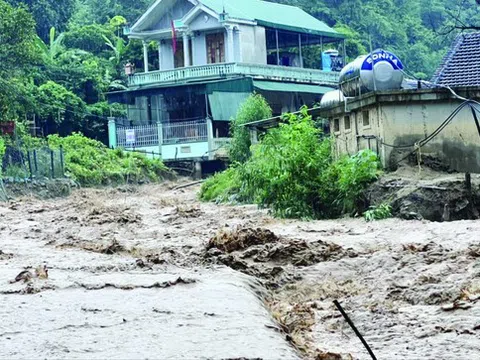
[339,49,404,97]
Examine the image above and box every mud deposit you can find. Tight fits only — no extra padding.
[1,182,480,359]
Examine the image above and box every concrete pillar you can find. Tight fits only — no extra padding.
[194,161,202,180]
[237,29,243,62]
[207,117,214,160]
[250,128,259,145]
[157,121,163,158]
[298,34,304,68]
[108,117,117,149]
[183,33,190,67]
[190,33,196,66]
[143,41,149,73]
[157,41,162,70]
[275,29,280,65]
[226,26,234,63]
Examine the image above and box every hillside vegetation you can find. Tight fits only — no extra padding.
[0,0,478,142]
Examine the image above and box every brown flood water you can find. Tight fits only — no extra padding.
[1,181,480,359]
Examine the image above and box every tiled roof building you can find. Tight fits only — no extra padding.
[432,32,480,87]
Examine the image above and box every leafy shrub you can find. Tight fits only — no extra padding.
[201,109,380,219]
[0,137,5,160]
[47,133,169,186]
[240,109,332,218]
[331,149,381,214]
[229,93,272,164]
[199,167,242,203]
[364,203,393,222]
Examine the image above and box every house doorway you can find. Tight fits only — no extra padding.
[207,33,225,64]
[174,40,185,68]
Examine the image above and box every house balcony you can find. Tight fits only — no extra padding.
[128,62,340,88]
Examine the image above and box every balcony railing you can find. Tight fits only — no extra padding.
[116,123,159,148]
[128,62,339,87]
[162,120,208,144]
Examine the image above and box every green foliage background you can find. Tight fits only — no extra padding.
[0,0,478,149]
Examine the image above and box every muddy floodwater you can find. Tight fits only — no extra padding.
[1,182,480,359]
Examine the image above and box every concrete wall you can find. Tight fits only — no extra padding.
[160,40,175,70]
[192,33,207,65]
[322,89,480,173]
[239,25,267,64]
[162,142,209,161]
[152,0,194,30]
[126,142,209,161]
[189,12,222,31]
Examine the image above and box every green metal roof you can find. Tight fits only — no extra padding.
[253,80,334,95]
[200,0,343,38]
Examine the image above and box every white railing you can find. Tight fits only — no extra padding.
[129,63,237,86]
[117,124,159,148]
[162,120,208,144]
[128,62,339,87]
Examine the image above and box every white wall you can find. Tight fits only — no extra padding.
[151,0,194,30]
[189,12,222,31]
[239,25,267,64]
[126,142,210,161]
[160,40,175,70]
[192,33,207,66]
[162,142,210,160]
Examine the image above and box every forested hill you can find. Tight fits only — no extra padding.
[0,0,479,143]
[274,0,480,78]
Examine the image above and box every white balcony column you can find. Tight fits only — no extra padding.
[157,41,162,70]
[207,117,214,160]
[275,29,280,65]
[226,26,234,63]
[143,40,149,73]
[298,34,304,68]
[182,33,191,67]
[237,28,243,62]
[190,32,196,66]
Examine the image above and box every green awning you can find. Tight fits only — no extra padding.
[208,92,251,121]
[253,81,334,95]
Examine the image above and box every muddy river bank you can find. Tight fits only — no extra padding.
[1,181,480,359]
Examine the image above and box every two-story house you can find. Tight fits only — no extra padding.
[108,0,345,166]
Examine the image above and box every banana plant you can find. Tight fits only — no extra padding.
[35,27,65,63]
[103,35,125,66]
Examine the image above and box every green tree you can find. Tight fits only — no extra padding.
[229,94,272,164]
[36,81,87,136]
[0,0,37,120]
[6,0,76,42]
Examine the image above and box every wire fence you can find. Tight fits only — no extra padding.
[1,145,65,182]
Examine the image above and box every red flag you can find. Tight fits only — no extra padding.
[171,20,177,54]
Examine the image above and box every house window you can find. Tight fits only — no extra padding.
[344,115,351,131]
[333,118,340,133]
[362,110,370,127]
[207,33,225,64]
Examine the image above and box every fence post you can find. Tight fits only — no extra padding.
[108,117,117,149]
[33,149,38,174]
[60,145,65,177]
[50,149,55,179]
[27,151,33,180]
